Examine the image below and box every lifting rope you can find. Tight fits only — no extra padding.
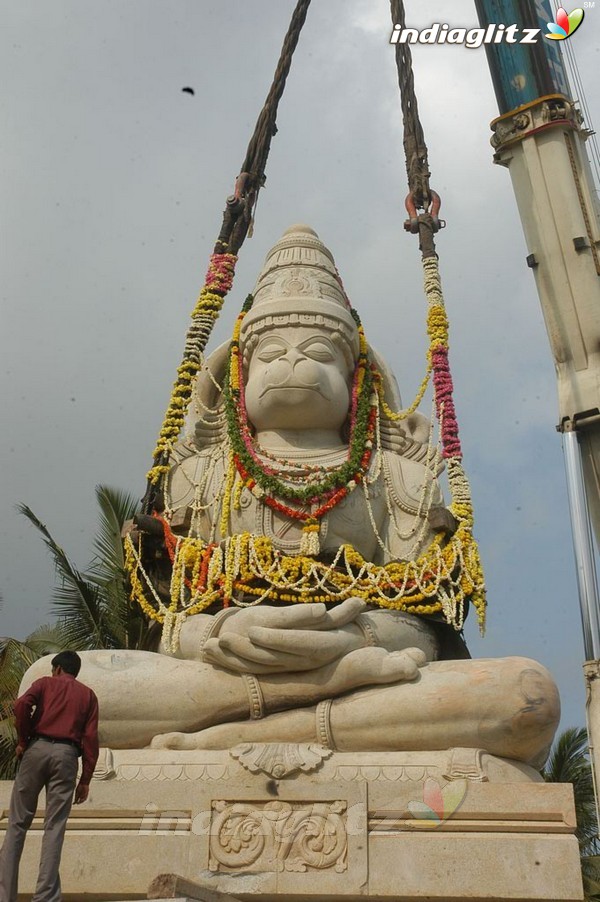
[388,2,482,627]
[390,3,432,208]
[216,0,312,257]
[390,0,443,258]
[134,0,486,633]
[143,0,312,511]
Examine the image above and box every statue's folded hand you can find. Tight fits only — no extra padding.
[202,597,368,674]
[203,626,366,673]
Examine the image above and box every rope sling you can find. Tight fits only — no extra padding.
[127,0,486,651]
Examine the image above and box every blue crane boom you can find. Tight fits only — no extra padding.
[474,0,600,566]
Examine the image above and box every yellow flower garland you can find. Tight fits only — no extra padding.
[125,520,486,635]
[147,255,237,484]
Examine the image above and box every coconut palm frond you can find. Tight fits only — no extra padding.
[47,580,109,650]
[90,485,139,585]
[16,487,157,656]
[582,855,600,900]
[0,721,18,780]
[0,718,17,743]
[90,485,141,647]
[24,622,71,656]
[0,637,38,779]
[544,727,592,784]
[18,504,109,650]
[544,727,600,862]
[93,485,162,650]
[0,637,40,719]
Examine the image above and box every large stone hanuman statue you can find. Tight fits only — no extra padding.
[24,225,559,767]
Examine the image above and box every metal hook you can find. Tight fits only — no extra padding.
[404,190,445,233]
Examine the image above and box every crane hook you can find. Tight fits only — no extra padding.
[404,190,445,233]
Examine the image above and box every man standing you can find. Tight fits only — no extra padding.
[0,651,99,902]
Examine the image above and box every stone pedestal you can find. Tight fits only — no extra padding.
[0,746,583,901]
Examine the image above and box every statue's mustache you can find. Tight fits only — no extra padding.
[259,379,325,399]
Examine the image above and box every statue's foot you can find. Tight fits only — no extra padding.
[149,715,312,750]
[329,645,426,694]
[150,732,201,750]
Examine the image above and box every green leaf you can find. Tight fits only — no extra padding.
[90,485,139,585]
[17,487,156,653]
[18,503,110,649]
[543,727,600,860]
[25,622,72,655]
[0,721,18,780]
[0,637,40,718]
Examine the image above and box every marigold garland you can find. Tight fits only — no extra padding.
[124,519,486,630]
[147,253,237,484]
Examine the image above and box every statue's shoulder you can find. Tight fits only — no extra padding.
[171,438,225,468]
[168,440,227,513]
[381,447,444,511]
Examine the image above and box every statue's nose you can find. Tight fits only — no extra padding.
[286,348,303,365]
[292,354,321,385]
[269,350,320,386]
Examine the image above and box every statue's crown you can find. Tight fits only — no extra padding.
[240,224,360,357]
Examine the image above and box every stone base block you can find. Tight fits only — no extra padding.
[0,746,584,901]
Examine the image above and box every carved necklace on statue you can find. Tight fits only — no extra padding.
[248,443,348,484]
[223,295,378,555]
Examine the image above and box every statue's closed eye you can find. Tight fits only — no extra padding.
[300,341,336,362]
[256,339,336,363]
[256,341,288,362]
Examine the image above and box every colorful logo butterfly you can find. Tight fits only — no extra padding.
[407,778,467,828]
[546,6,585,39]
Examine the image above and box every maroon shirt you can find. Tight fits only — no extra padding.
[15,673,99,784]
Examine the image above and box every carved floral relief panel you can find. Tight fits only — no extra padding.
[209,799,347,873]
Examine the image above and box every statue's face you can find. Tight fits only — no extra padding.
[243,325,353,433]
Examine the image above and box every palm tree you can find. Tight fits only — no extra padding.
[17,485,156,651]
[543,727,600,901]
[0,485,156,778]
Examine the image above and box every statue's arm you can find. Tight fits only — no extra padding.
[380,451,452,562]
[167,448,217,535]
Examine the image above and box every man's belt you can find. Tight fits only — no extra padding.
[34,734,81,752]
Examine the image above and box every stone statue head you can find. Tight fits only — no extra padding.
[240,223,359,366]
[239,225,359,433]
[181,224,434,466]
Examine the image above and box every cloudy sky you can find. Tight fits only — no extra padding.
[1,0,598,729]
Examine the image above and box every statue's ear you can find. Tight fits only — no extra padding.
[368,344,404,410]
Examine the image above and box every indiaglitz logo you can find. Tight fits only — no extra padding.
[389,22,542,47]
[546,6,585,39]
[390,6,589,47]
[407,778,467,827]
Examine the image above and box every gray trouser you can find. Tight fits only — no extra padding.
[0,739,79,902]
